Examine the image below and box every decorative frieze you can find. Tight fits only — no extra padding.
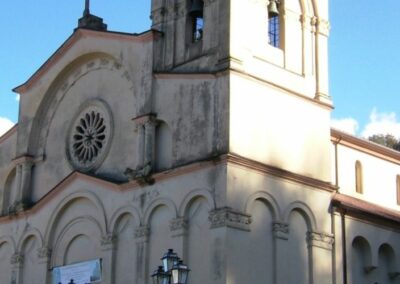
[209,207,252,231]
[307,231,334,250]
[272,222,289,240]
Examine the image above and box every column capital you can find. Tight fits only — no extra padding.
[101,234,117,251]
[272,222,289,240]
[170,217,188,237]
[135,226,151,243]
[11,253,24,267]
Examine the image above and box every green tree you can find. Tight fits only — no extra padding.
[368,134,400,151]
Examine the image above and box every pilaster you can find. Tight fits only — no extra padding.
[307,231,335,284]
[135,226,150,284]
[273,222,289,284]
[101,233,117,284]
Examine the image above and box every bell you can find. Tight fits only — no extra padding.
[189,0,204,17]
[268,0,279,17]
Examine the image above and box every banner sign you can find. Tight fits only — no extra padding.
[52,259,102,284]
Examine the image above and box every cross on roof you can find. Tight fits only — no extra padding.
[83,0,90,16]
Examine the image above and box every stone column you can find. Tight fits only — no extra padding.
[19,159,34,207]
[37,247,52,284]
[101,234,117,284]
[273,222,289,284]
[136,124,145,167]
[313,17,331,103]
[10,252,24,284]
[135,226,150,284]
[208,208,252,284]
[144,116,158,167]
[307,231,335,284]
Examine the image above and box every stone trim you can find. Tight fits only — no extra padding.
[209,207,251,231]
[307,231,334,250]
[272,222,289,240]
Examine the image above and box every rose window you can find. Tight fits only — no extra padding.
[67,102,112,171]
[73,111,106,163]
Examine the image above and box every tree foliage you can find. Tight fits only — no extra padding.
[368,134,400,151]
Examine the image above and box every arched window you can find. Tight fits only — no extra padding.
[396,175,400,205]
[355,161,363,194]
[268,0,281,47]
[188,0,204,43]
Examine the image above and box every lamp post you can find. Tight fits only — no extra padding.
[151,249,190,284]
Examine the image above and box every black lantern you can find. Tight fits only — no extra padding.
[151,249,190,284]
[161,249,179,273]
[152,266,170,284]
[171,260,190,284]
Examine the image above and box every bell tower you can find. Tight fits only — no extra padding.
[150,0,230,72]
[150,0,332,181]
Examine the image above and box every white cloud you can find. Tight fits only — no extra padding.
[15,94,20,101]
[361,108,400,138]
[331,117,359,135]
[0,117,15,137]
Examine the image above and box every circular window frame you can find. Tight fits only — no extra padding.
[66,100,113,172]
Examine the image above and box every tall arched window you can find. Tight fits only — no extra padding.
[268,0,280,47]
[396,175,400,205]
[355,161,363,194]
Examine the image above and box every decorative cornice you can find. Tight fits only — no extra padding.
[272,222,289,240]
[13,29,155,94]
[209,207,251,231]
[307,231,334,250]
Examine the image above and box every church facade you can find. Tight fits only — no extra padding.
[0,0,399,283]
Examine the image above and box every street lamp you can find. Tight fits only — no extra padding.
[152,249,190,284]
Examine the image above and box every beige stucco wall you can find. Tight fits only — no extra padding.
[335,143,400,210]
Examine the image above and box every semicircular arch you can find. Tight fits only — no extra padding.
[28,52,134,157]
[143,197,178,225]
[244,191,281,220]
[178,188,215,217]
[44,190,107,245]
[109,205,141,233]
[17,228,44,252]
[283,201,318,231]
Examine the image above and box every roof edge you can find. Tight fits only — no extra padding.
[331,128,400,164]
[13,28,157,94]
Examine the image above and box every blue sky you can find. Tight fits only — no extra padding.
[0,0,399,137]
